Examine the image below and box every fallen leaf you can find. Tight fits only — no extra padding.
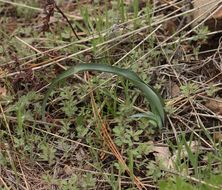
[171,82,181,97]
[205,98,222,115]
[163,19,177,35]
[0,86,7,97]
[213,132,222,142]
[153,145,173,169]
[0,67,8,77]
[64,165,73,176]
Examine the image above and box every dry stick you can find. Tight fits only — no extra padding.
[0,177,10,190]
[176,116,215,149]
[0,103,13,140]
[29,126,113,155]
[15,36,41,54]
[189,99,216,148]
[90,97,146,190]
[167,115,179,143]
[54,2,80,40]
[160,0,180,9]
[1,169,27,190]
[17,157,30,190]
[163,124,222,135]
[0,104,23,189]
[63,165,132,179]
[190,112,222,120]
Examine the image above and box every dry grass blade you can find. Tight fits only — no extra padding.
[90,92,146,190]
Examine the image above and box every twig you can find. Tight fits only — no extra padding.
[54,3,80,40]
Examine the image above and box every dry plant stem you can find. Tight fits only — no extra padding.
[17,157,30,190]
[0,177,10,190]
[54,3,80,40]
[113,25,162,66]
[4,146,20,189]
[159,0,180,9]
[189,99,216,146]
[96,179,157,188]
[195,112,222,120]
[0,0,42,11]
[2,168,27,190]
[176,116,215,149]
[167,115,179,143]
[155,35,183,94]
[64,165,132,179]
[166,30,222,48]
[96,33,133,57]
[187,46,222,57]
[30,125,112,155]
[15,36,41,54]
[90,92,146,189]
[180,3,222,39]
[0,103,13,140]
[163,124,222,135]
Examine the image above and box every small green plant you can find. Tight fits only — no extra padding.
[193,26,209,42]
[57,174,79,190]
[206,85,219,97]
[39,143,56,166]
[180,82,199,97]
[59,86,78,118]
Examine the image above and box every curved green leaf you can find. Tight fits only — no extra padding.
[41,64,165,128]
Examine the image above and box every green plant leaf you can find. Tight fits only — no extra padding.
[41,63,165,128]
